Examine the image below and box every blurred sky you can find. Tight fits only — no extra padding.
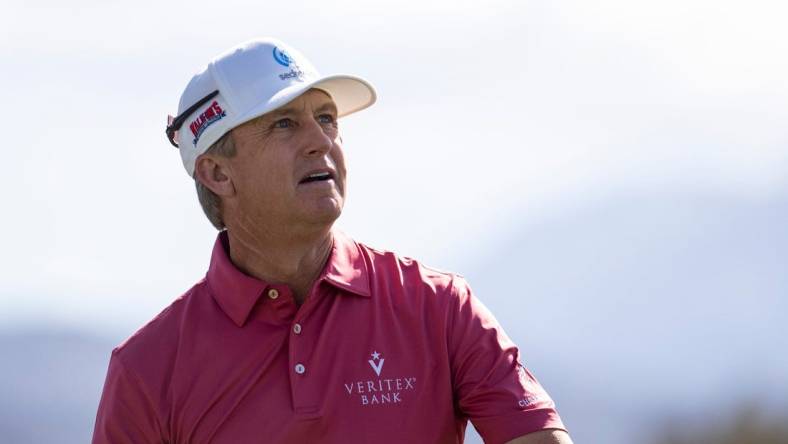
[1,0,785,334]
[1,1,787,442]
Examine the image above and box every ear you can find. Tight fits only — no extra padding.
[195,154,236,197]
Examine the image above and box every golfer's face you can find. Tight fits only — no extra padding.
[227,89,347,228]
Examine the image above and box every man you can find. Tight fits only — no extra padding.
[93,37,572,444]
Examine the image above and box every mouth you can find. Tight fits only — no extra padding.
[298,171,335,185]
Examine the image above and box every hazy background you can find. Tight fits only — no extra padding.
[1,0,786,443]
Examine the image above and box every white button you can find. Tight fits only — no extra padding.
[267,289,279,300]
[294,364,306,374]
[293,323,302,334]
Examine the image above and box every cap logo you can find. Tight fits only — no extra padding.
[273,46,293,67]
[188,100,227,146]
[273,46,308,81]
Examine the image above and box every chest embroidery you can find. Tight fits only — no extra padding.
[343,351,418,406]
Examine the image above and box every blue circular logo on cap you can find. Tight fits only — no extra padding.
[273,47,292,67]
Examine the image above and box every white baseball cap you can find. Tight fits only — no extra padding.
[166,37,376,177]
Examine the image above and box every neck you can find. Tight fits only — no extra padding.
[225,223,334,305]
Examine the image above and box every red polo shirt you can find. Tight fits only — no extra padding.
[93,231,565,444]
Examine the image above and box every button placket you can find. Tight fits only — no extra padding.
[292,322,304,373]
[287,287,321,416]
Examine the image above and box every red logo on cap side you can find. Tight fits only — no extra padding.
[189,100,227,145]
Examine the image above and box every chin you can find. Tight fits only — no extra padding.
[304,201,343,225]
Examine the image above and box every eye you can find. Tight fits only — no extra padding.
[273,118,294,129]
[317,114,336,125]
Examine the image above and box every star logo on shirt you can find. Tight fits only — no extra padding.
[368,350,385,376]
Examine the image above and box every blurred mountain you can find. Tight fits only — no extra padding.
[1,191,786,443]
[650,403,788,444]
[0,330,113,444]
[462,191,788,443]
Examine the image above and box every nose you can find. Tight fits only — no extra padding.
[299,116,334,157]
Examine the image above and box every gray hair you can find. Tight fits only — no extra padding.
[194,131,237,230]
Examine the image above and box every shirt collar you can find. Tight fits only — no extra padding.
[206,230,371,327]
[322,230,371,299]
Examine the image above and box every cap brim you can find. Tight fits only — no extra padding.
[234,74,376,128]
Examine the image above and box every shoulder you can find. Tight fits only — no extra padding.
[111,279,209,376]
[354,239,470,302]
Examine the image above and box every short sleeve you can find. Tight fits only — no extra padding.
[446,277,566,444]
[92,350,166,444]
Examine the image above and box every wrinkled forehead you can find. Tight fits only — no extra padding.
[274,87,336,112]
[229,91,339,143]
[240,88,338,127]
